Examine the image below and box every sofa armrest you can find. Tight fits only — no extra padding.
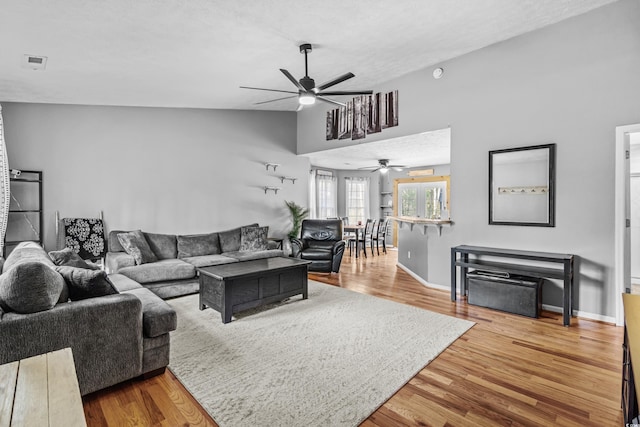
[105,251,135,273]
[0,294,143,395]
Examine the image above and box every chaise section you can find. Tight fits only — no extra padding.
[0,293,143,395]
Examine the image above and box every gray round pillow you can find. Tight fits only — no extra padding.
[0,261,65,314]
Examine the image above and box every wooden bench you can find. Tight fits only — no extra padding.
[0,347,86,427]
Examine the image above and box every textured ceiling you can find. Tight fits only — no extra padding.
[0,0,618,111]
[302,128,451,170]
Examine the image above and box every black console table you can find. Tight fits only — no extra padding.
[451,245,575,326]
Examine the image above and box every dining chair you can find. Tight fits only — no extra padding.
[372,218,389,255]
[342,217,357,256]
[357,219,376,257]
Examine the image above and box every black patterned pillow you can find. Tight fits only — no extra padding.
[117,230,158,265]
[240,226,269,252]
[49,247,100,270]
[63,218,106,260]
[54,266,118,301]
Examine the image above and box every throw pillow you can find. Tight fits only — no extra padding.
[54,266,119,301]
[240,226,269,252]
[117,230,158,265]
[0,261,65,314]
[48,247,100,270]
[219,223,259,253]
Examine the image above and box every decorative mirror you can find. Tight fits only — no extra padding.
[489,143,556,227]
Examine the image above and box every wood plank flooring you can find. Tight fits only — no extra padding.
[83,248,624,426]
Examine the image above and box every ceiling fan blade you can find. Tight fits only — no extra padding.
[254,95,298,105]
[240,86,298,95]
[316,95,346,107]
[316,72,355,91]
[280,69,306,91]
[318,90,374,96]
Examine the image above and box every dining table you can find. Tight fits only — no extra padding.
[343,223,366,258]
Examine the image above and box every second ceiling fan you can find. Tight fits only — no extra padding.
[359,159,407,173]
[240,43,373,109]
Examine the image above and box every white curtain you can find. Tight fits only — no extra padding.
[308,170,317,218]
[309,170,337,219]
[0,105,10,255]
[316,172,337,219]
[345,177,370,224]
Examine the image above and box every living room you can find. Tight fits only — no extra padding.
[1,0,639,425]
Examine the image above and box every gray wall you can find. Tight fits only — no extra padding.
[2,103,309,250]
[297,0,640,318]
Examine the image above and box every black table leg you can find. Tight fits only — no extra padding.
[563,258,573,327]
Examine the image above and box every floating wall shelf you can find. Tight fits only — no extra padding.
[279,176,297,184]
[265,163,280,172]
[263,186,281,194]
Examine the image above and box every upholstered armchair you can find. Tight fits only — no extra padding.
[291,219,345,273]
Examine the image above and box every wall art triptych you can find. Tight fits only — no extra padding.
[325,90,398,141]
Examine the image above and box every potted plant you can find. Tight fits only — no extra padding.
[285,200,309,240]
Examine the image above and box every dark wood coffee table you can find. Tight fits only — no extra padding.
[198,257,312,323]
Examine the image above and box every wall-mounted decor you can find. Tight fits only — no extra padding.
[489,143,556,227]
[326,90,398,142]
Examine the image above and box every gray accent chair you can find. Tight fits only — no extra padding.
[291,219,346,273]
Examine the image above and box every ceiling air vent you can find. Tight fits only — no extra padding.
[22,55,47,71]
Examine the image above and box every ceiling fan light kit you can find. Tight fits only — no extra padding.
[240,43,372,109]
[359,159,407,174]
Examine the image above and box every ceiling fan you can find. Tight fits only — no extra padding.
[359,159,407,173]
[240,43,373,110]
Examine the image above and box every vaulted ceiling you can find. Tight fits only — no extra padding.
[0,0,618,111]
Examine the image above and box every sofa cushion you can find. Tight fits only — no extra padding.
[143,232,178,260]
[48,247,100,270]
[240,226,269,251]
[107,273,143,292]
[122,287,177,338]
[219,223,258,253]
[177,233,220,258]
[54,266,119,301]
[0,261,65,314]
[108,230,127,253]
[224,249,284,262]
[299,248,333,261]
[118,230,158,265]
[118,259,196,284]
[181,254,238,268]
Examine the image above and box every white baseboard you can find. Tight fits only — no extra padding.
[541,304,616,324]
[396,263,449,292]
[396,263,617,324]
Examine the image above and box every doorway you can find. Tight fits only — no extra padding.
[615,124,640,325]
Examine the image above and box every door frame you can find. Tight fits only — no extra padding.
[615,123,640,326]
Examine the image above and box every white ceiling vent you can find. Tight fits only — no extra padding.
[22,55,47,70]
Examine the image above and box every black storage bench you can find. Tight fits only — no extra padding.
[467,271,542,318]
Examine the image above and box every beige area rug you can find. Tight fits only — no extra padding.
[168,280,474,427]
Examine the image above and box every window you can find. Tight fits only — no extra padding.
[309,170,337,219]
[345,177,370,224]
[397,177,449,219]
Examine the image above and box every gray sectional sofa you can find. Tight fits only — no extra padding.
[105,224,284,299]
[0,242,177,396]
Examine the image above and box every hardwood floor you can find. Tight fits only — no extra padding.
[83,249,624,426]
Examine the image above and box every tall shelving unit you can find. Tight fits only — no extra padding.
[5,170,43,256]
